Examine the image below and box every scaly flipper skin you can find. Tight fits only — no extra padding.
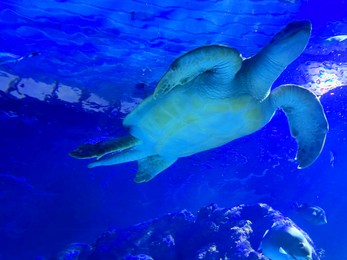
[69,135,140,159]
[270,84,328,168]
[153,45,242,99]
[237,20,312,101]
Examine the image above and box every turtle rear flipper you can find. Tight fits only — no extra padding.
[134,155,177,183]
[88,153,176,184]
[270,84,328,168]
[69,135,141,159]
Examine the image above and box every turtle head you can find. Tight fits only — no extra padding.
[263,20,312,67]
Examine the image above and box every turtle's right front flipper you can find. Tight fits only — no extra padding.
[154,45,242,99]
[270,84,328,168]
[69,135,141,159]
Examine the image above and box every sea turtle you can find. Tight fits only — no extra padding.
[70,21,328,183]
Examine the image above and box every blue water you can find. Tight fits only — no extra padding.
[0,0,346,259]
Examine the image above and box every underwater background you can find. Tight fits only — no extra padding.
[0,0,346,259]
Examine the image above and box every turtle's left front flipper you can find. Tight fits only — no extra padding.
[154,45,242,99]
[270,84,328,168]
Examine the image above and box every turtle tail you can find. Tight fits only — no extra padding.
[270,84,328,168]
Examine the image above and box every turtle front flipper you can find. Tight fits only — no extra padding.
[154,45,242,99]
[134,155,177,183]
[270,84,328,168]
[69,135,141,159]
[238,21,312,101]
